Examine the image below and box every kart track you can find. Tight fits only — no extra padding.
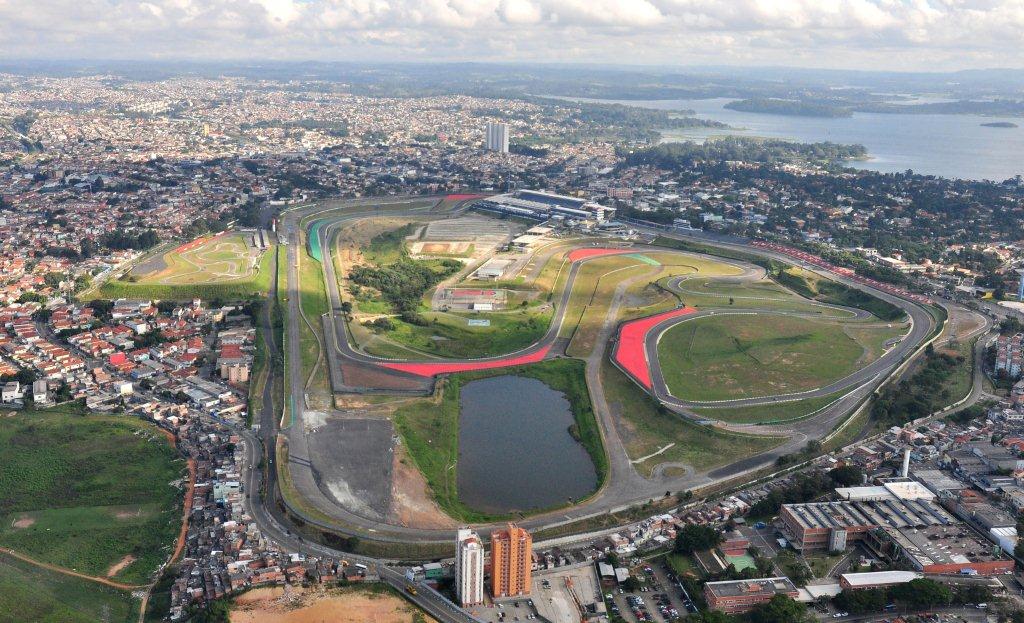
[272,196,939,545]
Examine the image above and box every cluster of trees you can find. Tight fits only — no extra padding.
[619,138,868,169]
[617,204,678,225]
[747,466,862,519]
[349,259,461,314]
[674,524,723,554]
[871,346,963,428]
[769,264,904,321]
[725,98,853,118]
[832,577,988,614]
[100,229,160,251]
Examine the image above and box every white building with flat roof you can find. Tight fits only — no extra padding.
[455,528,484,606]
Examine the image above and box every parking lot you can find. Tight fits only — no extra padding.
[605,560,694,623]
[475,597,540,623]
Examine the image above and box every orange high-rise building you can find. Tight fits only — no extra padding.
[490,523,532,598]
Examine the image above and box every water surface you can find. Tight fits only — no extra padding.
[457,375,597,514]
[572,96,1024,181]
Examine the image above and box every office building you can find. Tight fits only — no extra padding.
[455,528,484,607]
[485,122,509,153]
[704,577,799,614]
[491,523,532,599]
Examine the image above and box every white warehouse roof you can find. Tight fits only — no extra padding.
[841,571,922,587]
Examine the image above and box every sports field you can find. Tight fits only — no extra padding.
[0,405,184,586]
[96,230,273,300]
[656,314,867,401]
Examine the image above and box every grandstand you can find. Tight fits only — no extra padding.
[475,189,615,222]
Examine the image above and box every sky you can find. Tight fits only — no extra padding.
[2,0,1024,72]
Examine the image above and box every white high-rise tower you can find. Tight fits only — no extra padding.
[485,122,509,153]
[455,528,484,607]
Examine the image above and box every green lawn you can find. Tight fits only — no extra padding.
[392,359,605,522]
[602,361,784,476]
[0,405,184,585]
[665,552,700,577]
[690,391,848,424]
[362,308,552,359]
[297,230,331,408]
[806,552,847,578]
[657,314,864,401]
[0,551,138,623]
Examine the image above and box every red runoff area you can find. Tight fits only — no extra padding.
[380,344,553,377]
[613,307,698,389]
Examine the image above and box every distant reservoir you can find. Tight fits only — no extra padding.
[457,375,598,515]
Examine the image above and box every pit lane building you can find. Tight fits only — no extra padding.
[474,190,615,222]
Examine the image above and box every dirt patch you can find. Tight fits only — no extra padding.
[113,509,142,520]
[231,585,435,623]
[389,444,458,529]
[106,554,135,577]
[11,516,34,529]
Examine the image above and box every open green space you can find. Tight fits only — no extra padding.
[0,551,138,623]
[297,230,331,409]
[602,360,784,477]
[95,235,274,301]
[690,391,848,424]
[0,404,184,586]
[392,359,604,522]
[772,265,905,321]
[368,309,552,358]
[665,552,700,577]
[657,314,865,401]
[345,221,553,359]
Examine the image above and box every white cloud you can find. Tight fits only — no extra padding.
[0,0,1022,70]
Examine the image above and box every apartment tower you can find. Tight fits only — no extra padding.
[490,522,532,598]
[485,122,509,153]
[455,528,484,606]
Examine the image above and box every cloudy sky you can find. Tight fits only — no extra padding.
[2,0,1023,71]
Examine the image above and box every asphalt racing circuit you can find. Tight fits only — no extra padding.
[267,196,942,551]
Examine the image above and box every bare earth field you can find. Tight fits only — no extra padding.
[231,585,435,623]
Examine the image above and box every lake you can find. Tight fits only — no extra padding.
[457,375,598,515]
[573,96,1024,181]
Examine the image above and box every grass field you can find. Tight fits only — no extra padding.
[297,228,331,410]
[0,405,184,586]
[365,309,552,358]
[392,359,604,522]
[657,314,865,401]
[96,232,273,301]
[0,551,138,623]
[690,391,849,424]
[601,360,784,477]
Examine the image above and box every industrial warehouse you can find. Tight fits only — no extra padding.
[779,480,1014,576]
[474,189,616,222]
